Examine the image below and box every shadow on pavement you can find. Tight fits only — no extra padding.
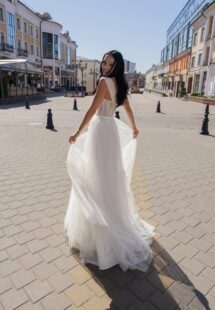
[80,240,211,310]
[0,98,53,109]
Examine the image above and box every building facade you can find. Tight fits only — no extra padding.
[0,0,77,98]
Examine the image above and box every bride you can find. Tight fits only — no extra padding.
[64,50,154,271]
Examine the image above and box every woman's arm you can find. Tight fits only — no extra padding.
[69,78,107,144]
[123,97,139,139]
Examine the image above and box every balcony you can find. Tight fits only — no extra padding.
[17,48,28,57]
[0,43,13,53]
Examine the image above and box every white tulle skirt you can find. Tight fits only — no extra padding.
[64,114,154,271]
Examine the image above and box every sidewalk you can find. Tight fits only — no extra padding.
[0,93,215,309]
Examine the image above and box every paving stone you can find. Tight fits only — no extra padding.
[40,292,72,310]
[5,244,29,260]
[69,265,92,285]
[14,231,35,244]
[0,250,8,262]
[26,238,49,254]
[3,224,23,237]
[129,279,156,301]
[33,227,53,240]
[21,221,41,232]
[180,257,206,276]
[45,234,66,247]
[65,284,94,307]
[149,289,180,310]
[0,259,22,277]
[168,281,196,306]
[86,278,107,297]
[0,277,13,294]
[11,269,36,289]
[54,255,79,273]
[39,246,62,263]
[18,252,43,270]
[1,288,29,310]
[84,295,112,310]
[47,271,75,293]
[0,236,16,251]
[32,262,59,281]
[24,280,53,303]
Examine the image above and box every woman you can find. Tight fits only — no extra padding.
[64,50,154,271]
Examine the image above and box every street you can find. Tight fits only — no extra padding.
[0,92,215,310]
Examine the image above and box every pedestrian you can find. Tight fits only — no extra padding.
[64,50,154,271]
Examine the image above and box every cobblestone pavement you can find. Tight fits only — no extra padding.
[0,92,215,310]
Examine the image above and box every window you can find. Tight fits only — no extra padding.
[0,8,3,21]
[200,28,205,42]
[36,28,39,39]
[54,34,61,60]
[194,74,200,92]
[198,53,202,65]
[191,56,195,68]
[17,39,21,49]
[31,44,34,54]
[0,32,4,44]
[36,46,39,56]
[193,33,197,46]
[24,21,27,33]
[7,12,15,48]
[17,18,20,30]
[24,41,28,51]
[30,25,33,37]
[42,32,53,59]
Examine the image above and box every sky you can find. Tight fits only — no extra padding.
[25,0,188,73]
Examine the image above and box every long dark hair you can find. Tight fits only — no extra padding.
[95,50,128,106]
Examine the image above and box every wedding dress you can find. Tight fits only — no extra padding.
[64,77,154,271]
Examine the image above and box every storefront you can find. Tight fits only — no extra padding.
[0,59,44,99]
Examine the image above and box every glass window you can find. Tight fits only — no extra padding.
[193,32,198,46]
[31,44,34,54]
[30,25,33,37]
[0,8,3,21]
[0,32,4,44]
[17,18,20,30]
[7,12,15,48]
[25,41,28,51]
[191,56,195,67]
[17,38,21,48]
[24,22,27,33]
[36,28,39,39]
[200,28,205,42]
[198,53,202,65]
[42,32,53,59]
[36,46,39,56]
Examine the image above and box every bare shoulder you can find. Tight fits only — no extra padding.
[96,78,108,94]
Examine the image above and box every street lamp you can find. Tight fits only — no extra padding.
[77,60,87,96]
[89,67,99,90]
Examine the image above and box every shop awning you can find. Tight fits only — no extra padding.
[0,59,43,74]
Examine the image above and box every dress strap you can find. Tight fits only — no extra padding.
[102,77,116,102]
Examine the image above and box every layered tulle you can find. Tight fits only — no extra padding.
[64,114,154,271]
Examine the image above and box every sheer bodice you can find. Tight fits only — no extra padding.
[96,77,117,117]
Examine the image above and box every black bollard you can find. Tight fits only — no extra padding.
[46,109,55,130]
[115,111,120,119]
[25,96,30,109]
[156,101,161,113]
[73,98,79,111]
[200,106,209,135]
[205,103,209,115]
